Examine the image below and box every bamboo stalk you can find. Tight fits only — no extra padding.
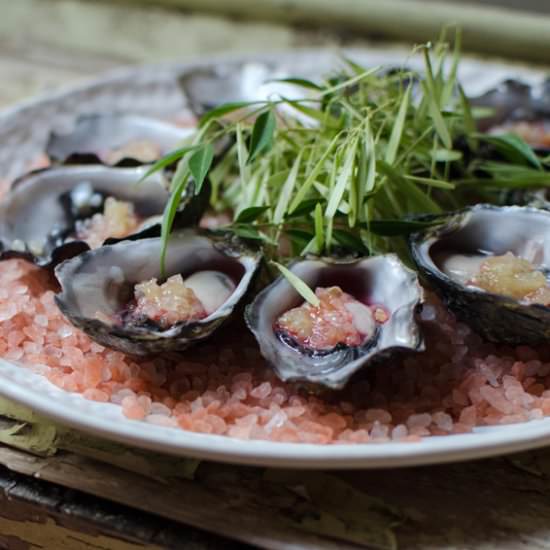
[109,0,550,64]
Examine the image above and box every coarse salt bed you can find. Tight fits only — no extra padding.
[4,259,550,444]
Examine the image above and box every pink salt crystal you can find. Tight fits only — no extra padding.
[391,424,408,440]
[529,409,544,420]
[83,389,109,402]
[406,413,432,429]
[480,386,513,414]
[365,408,392,424]
[121,396,146,420]
[250,381,272,400]
[145,414,178,427]
[459,406,477,426]
[5,348,23,361]
[150,402,171,416]
[370,421,389,439]
[318,412,347,432]
[35,314,48,327]
[433,411,453,432]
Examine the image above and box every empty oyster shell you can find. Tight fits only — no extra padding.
[0,165,208,268]
[245,255,423,389]
[55,230,261,355]
[410,204,550,344]
[47,114,192,166]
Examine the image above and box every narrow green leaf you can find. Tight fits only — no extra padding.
[325,139,358,220]
[314,203,324,253]
[266,77,323,91]
[430,149,463,162]
[289,133,340,212]
[404,175,455,189]
[272,261,320,307]
[188,144,214,194]
[285,198,325,219]
[273,152,302,224]
[385,85,411,164]
[479,133,542,170]
[199,100,260,127]
[159,174,189,275]
[235,205,271,223]
[248,110,276,163]
[138,145,199,183]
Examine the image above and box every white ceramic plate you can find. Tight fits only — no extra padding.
[0,48,548,469]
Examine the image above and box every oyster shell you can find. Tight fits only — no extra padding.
[47,114,192,166]
[245,255,423,389]
[410,204,550,344]
[55,230,261,355]
[0,165,208,268]
[472,78,550,150]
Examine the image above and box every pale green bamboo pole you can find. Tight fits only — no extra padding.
[112,0,550,63]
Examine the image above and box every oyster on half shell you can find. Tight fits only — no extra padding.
[410,204,550,345]
[47,114,193,166]
[55,230,261,355]
[0,165,209,268]
[245,255,423,389]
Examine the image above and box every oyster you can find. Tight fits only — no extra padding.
[410,204,550,344]
[245,255,423,389]
[47,114,192,166]
[55,230,261,355]
[472,78,550,150]
[0,164,208,268]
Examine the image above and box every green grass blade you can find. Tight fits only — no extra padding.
[272,261,320,307]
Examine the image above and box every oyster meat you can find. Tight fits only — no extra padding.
[245,255,423,389]
[47,114,192,166]
[410,204,550,344]
[55,230,261,355]
[0,164,208,268]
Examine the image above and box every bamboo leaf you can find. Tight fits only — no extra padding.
[385,85,411,164]
[362,219,441,236]
[272,262,320,307]
[273,152,302,224]
[479,133,542,170]
[138,145,199,183]
[404,175,455,189]
[199,101,260,127]
[248,109,276,162]
[267,77,323,91]
[332,229,368,254]
[235,205,271,223]
[188,143,214,194]
[289,133,340,212]
[430,149,463,162]
[314,202,324,253]
[286,198,325,219]
[325,139,358,220]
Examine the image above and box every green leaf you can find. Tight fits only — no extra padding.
[404,174,455,189]
[285,198,325,219]
[325,138,358,220]
[248,109,276,163]
[266,77,323,91]
[430,149,463,162]
[479,133,542,170]
[273,152,302,224]
[385,85,411,164]
[159,174,189,276]
[289,133,340,212]
[188,144,214,194]
[199,100,259,127]
[314,203,324,253]
[137,145,199,183]
[272,261,320,307]
[234,205,271,223]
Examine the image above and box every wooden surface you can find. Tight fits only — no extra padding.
[2,1,550,549]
